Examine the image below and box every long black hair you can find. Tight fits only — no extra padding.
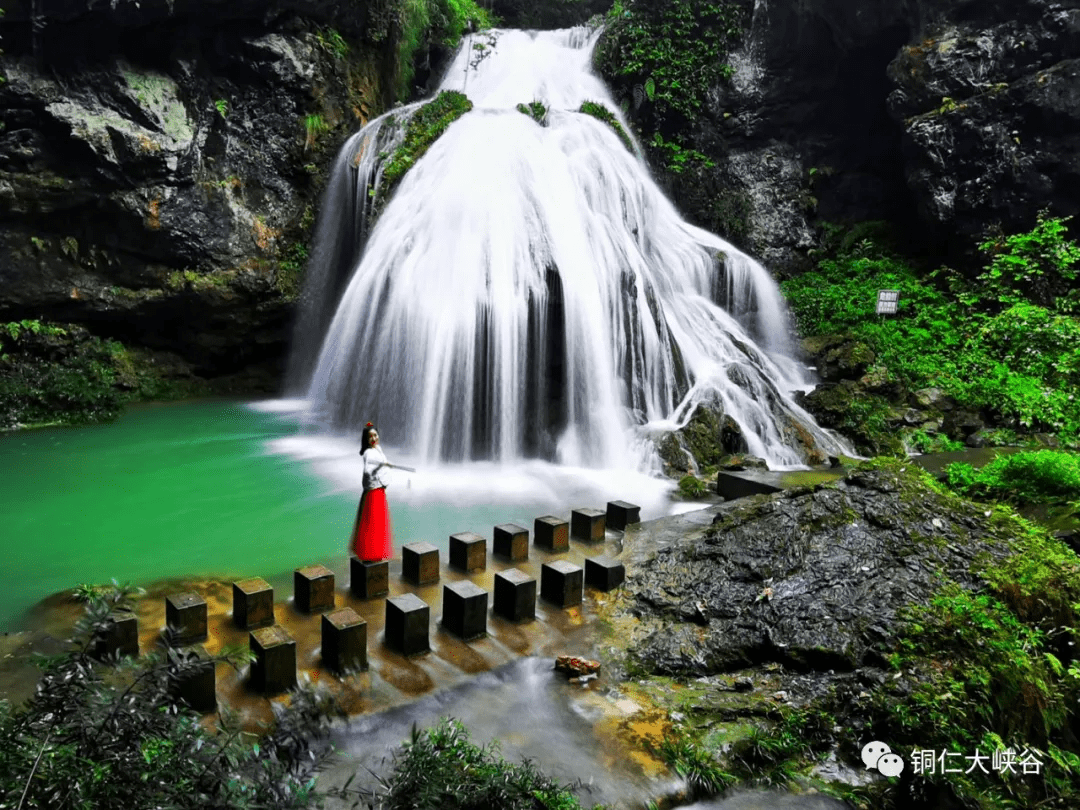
[361,422,378,451]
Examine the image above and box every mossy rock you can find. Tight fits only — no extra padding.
[376,90,473,209]
[578,100,634,153]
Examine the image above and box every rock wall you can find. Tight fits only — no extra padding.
[0,0,397,377]
[606,0,1080,275]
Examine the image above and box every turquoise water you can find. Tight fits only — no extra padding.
[0,400,680,631]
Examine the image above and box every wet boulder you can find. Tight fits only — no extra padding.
[621,461,1015,676]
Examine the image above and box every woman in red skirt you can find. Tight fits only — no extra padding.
[351,422,393,561]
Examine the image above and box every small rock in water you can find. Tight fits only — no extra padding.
[555,655,601,678]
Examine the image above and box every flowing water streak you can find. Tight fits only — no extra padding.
[294,27,850,469]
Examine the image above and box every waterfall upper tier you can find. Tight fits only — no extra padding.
[289,27,851,469]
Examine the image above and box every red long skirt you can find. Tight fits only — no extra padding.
[351,487,393,561]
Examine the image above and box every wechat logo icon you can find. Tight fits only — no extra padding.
[862,740,905,777]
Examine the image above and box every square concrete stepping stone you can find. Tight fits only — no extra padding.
[534,515,569,552]
[165,592,207,645]
[385,593,430,657]
[571,508,606,542]
[449,532,487,572]
[250,625,296,695]
[93,612,139,661]
[606,500,641,530]
[442,581,488,640]
[294,564,335,613]
[585,555,625,591]
[540,560,583,608]
[233,577,274,630]
[493,568,536,622]
[350,558,389,599]
[170,645,216,713]
[322,607,367,674]
[493,523,529,561]
[402,541,440,585]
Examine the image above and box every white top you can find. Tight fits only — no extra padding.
[361,445,390,491]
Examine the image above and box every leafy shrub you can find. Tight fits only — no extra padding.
[595,0,742,131]
[780,219,1080,443]
[970,303,1080,390]
[373,718,593,809]
[0,322,124,429]
[395,0,494,98]
[0,584,348,810]
[647,132,715,174]
[943,450,1080,505]
[975,212,1080,312]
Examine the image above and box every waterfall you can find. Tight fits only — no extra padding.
[288,27,849,469]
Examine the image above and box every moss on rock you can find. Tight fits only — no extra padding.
[378,90,473,205]
[578,100,634,153]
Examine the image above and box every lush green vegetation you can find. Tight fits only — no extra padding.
[780,215,1080,446]
[516,99,548,125]
[369,718,598,809]
[277,241,310,301]
[677,474,709,498]
[861,508,1080,809]
[377,90,473,205]
[578,100,634,153]
[594,0,741,172]
[0,319,208,430]
[314,26,350,60]
[394,0,494,98]
[0,584,347,809]
[944,449,1080,505]
[303,112,329,149]
[652,730,735,798]
[1,586,597,809]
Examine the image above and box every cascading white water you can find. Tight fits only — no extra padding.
[290,27,850,469]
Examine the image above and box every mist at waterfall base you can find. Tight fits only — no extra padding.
[285,26,850,497]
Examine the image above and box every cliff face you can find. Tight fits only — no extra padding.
[605,0,1080,275]
[0,0,397,378]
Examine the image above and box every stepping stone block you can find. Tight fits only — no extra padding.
[171,645,216,713]
[585,555,625,591]
[493,568,536,622]
[165,592,207,645]
[606,500,641,531]
[93,612,139,661]
[442,581,488,640]
[534,516,569,552]
[493,523,529,561]
[294,564,335,613]
[249,625,296,695]
[571,508,606,542]
[322,607,367,674]
[350,558,389,599]
[540,560,583,608]
[402,541,440,585]
[449,532,487,572]
[233,578,274,630]
[385,593,430,657]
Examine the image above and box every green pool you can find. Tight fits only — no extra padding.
[0,400,679,631]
